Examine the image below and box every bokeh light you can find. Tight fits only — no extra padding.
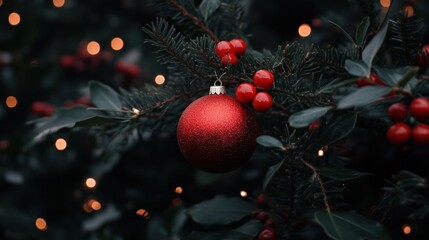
[298,23,311,37]
[8,12,21,26]
[402,224,411,235]
[85,178,97,188]
[111,37,124,51]
[155,74,165,85]
[35,218,47,231]
[380,0,391,8]
[240,190,247,198]
[0,0,3,7]
[52,0,65,8]
[87,41,100,55]
[175,186,183,194]
[89,199,101,211]
[136,209,150,219]
[404,5,414,17]
[318,149,324,157]
[55,138,67,151]
[6,96,17,108]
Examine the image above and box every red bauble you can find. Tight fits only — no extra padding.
[236,83,257,103]
[258,227,277,240]
[410,97,429,120]
[412,124,429,145]
[177,91,259,173]
[215,41,235,57]
[230,38,247,56]
[252,92,273,112]
[221,53,237,66]
[388,103,408,122]
[253,70,274,89]
[387,122,411,145]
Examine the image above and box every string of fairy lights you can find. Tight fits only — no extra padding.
[1,0,418,236]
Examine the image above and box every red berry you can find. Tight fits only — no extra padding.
[308,121,321,131]
[229,38,246,56]
[31,101,55,117]
[387,122,411,145]
[215,41,235,57]
[235,83,257,103]
[410,97,429,120]
[417,44,429,70]
[253,70,274,89]
[356,73,384,87]
[221,53,237,66]
[60,55,76,69]
[370,73,384,85]
[388,103,408,122]
[256,212,270,223]
[412,124,429,145]
[256,194,270,206]
[252,92,273,112]
[258,227,277,240]
[265,218,275,227]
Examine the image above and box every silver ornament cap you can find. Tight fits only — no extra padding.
[209,79,226,95]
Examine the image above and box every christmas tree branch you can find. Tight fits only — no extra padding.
[167,0,220,43]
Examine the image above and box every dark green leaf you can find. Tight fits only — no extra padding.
[329,20,355,44]
[317,112,357,147]
[164,206,188,236]
[337,86,391,109]
[184,219,263,240]
[74,116,124,127]
[362,22,388,68]
[317,166,372,181]
[89,80,122,110]
[199,0,221,21]
[256,135,284,149]
[263,160,284,190]
[344,59,370,77]
[315,210,389,240]
[188,196,253,227]
[355,17,370,46]
[289,106,332,128]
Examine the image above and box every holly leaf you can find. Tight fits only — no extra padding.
[89,80,122,110]
[337,86,391,109]
[263,160,284,190]
[289,106,332,128]
[317,166,372,181]
[317,112,357,148]
[344,59,370,77]
[256,135,284,149]
[163,206,188,237]
[355,16,370,46]
[199,0,221,21]
[362,22,388,69]
[315,210,389,240]
[188,196,253,227]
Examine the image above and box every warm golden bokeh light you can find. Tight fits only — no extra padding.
[55,138,67,151]
[85,178,97,188]
[111,37,124,51]
[380,0,391,8]
[35,218,47,231]
[155,74,166,85]
[6,96,17,108]
[136,209,150,218]
[87,41,100,55]
[8,12,21,26]
[404,5,414,17]
[52,0,65,8]
[0,0,3,7]
[175,186,183,194]
[90,200,101,211]
[240,190,248,198]
[402,225,411,235]
[318,149,324,157]
[298,23,311,37]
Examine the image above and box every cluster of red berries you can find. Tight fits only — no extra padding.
[387,97,429,145]
[356,73,385,87]
[254,194,277,240]
[214,38,246,67]
[235,69,274,112]
[31,97,92,117]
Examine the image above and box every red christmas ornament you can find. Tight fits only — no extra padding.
[387,122,411,145]
[229,38,247,56]
[236,83,257,103]
[221,53,237,66]
[177,83,259,173]
[253,70,274,89]
[412,124,429,145]
[215,40,235,57]
[410,97,429,120]
[252,92,273,112]
[388,103,408,122]
[258,227,277,240]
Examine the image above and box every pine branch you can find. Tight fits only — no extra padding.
[389,12,424,65]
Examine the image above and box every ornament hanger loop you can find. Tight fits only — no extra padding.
[210,72,226,95]
[214,79,223,86]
